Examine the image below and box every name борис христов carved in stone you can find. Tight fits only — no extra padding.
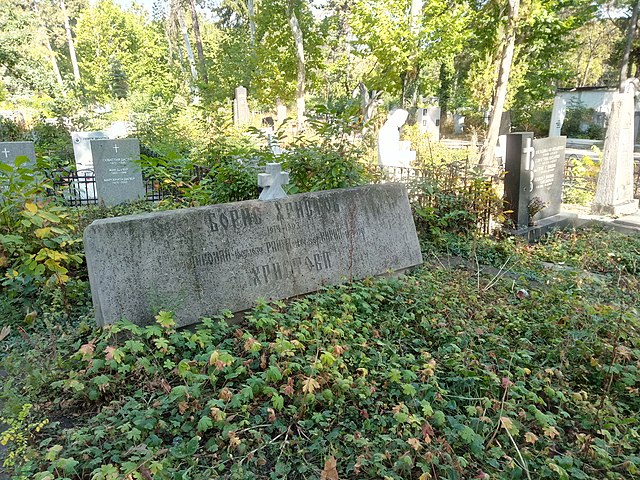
[84,184,422,327]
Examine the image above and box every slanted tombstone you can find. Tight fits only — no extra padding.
[593,88,639,215]
[504,132,569,233]
[90,138,145,207]
[417,107,441,140]
[233,86,250,125]
[84,183,423,327]
[0,141,36,167]
[377,109,416,168]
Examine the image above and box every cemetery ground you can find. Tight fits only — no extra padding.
[1,199,639,479]
[1,112,639,479]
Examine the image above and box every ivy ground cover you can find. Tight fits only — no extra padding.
[1,230,639,479]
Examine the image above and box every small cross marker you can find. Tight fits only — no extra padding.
[113,144,119,153]
[1,148,9,158]
[258,163,289,201]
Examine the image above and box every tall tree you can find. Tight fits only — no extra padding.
[172,0,198,83]
[59,0,80,83]
[619,0,640,88]
[480,0,519,166]
[288,0,306,126]
[188,0,208,83]
[349,0,471,106]
[33,1,65,91]
[75,0,174,100]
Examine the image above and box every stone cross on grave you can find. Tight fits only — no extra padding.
[258,162,289,201]
[1,148,9,158]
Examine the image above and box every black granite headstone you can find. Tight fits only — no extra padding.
[504,133,566,229]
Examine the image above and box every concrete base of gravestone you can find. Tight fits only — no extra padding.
[509,213,578,243]
[592,199,639,216]
[84,184,423,327]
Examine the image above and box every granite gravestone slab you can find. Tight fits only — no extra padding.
[90,138,144,207]
[71,131,110,201]
[233,86,250,125]
[504,133,566,228]
[84,184,423,327]
[72,131,109,172]
[0,141,36,166]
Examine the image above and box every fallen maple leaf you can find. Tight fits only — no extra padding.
[302,377,320,394]
[407,437,421,450]
[320,455,339,480]
[500,416,517,434]
[524,432,538,444]
[104,346,116,361]
[544,426,560,439]
[78,341,95,357]
[0,325,10,342]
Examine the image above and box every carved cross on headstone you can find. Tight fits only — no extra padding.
[258,163,289,201]
[522,137,536,192]
[113,144,119,153]
[1,148,9,158]
[522,138,535,170]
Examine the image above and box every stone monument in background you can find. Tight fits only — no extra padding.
[91,138,145,206]
[276,99,287,124]
[0,141,36,167]
[504,132,568,231]
[377,109,416,168]
[417,107,441,140]
[233,86,250,126]
[593,86,639,215]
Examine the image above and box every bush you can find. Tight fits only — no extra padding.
[0,160,84,322]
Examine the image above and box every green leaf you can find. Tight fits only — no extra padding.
[265,365,283,383]
[272,393,284,411]
[124,340,145,353]
[45,444,63,461]
[52,457,79,473]
[197,416,213,432]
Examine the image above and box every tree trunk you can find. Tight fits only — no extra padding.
[288,1,306,128]
[45,35,65,91]
[479,0,519,166]
[248,0,256,45]
[33,2,65,92]
[60,0,80,83]
[401,0,422,108]
[188,0,208,83]
[410,0,422,36]
[176,7,198,83]
[619,0,640,90]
